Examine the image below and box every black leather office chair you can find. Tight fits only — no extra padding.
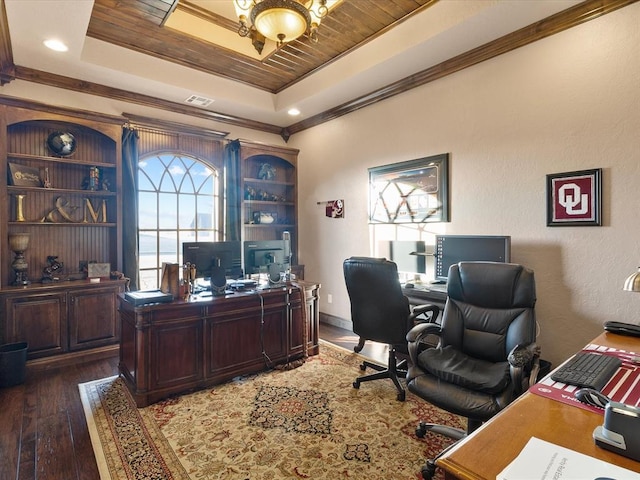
[405,262,540,480]
[343,257,439,401]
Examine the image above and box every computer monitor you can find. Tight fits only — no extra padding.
[389,240,426,274]
[182,241,242,279]
[434,235,511,282]
[243,240,287,275]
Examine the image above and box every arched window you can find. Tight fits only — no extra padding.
[138,153,221,289]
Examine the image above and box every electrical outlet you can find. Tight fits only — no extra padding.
[327,294,333,304]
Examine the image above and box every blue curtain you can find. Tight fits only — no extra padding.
[225,140,242,242]
[122,127,139,290]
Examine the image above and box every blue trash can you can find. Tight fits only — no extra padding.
[0,342,28,387]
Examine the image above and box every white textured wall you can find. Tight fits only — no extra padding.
[290,4,640,367]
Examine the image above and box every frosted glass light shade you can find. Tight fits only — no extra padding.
[235,0,335,49]
[254,7,306,42]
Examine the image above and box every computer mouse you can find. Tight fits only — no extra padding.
[574,388,610,408]
[404,283,414,288]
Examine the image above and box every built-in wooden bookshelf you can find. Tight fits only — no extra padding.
[0,97,125,366]
[233,139,300,266]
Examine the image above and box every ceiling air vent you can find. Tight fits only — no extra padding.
[184,95,214,107]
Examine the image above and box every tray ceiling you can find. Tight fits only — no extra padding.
[3,0,631,138]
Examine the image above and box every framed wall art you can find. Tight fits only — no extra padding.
[546,168,602,226]
[368,153,449,224]
[87,262,111,278]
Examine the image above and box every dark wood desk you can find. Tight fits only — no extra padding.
[403,284,447,305]
[118,281,320,407]
[437,332,640,479]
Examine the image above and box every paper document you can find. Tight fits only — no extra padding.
[497,437,640,480]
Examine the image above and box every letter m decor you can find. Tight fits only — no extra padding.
[546,169,602,226]
[84,198,108,223]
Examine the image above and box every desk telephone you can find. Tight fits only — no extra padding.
[594,401,640,462]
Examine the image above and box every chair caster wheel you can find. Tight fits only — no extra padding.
[397,390,406,401]
[359,363,366,371]
[416,423,427,438]
[353,381,360,389]
[421,460,437,480]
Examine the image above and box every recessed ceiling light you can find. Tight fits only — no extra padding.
[43,39,68,52]
[288,108,300,116]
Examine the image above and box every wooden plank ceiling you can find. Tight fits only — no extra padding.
[87,0,436,93]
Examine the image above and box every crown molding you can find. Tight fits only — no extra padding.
[2,0,636,141]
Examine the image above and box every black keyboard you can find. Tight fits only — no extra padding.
[551,352,622,390]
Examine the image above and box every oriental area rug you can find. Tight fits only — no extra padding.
[79,340,465,480]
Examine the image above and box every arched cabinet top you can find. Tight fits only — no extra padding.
[1,95,125,143]
[231,139,298,168]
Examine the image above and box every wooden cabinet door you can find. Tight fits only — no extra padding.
[68,285,122,350]
[206,292,288,379]
[3,292,67,359]
[148,318,204,390]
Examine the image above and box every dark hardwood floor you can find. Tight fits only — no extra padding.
[0,322,382,480]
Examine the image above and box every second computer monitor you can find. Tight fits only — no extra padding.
[244,240,287,275]
[389,240,427,274]
[182,241,242,279]
[434,235,511,282]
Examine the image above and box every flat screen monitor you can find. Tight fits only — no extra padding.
[434,235,511,282]
[182,241,242,279]
[389,240,426,274]
[243,240,287,275]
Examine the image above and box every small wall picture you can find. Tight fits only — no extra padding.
[87,262,111,278]
[325,200,344,218]
[8,163,43,187]
[546,168,602,226]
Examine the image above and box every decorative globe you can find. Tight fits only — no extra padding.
[46,131,77,157]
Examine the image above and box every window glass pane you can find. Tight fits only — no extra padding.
[195,229,216,242]
[179,193,197,229]
[138,167,156,191]
[179,168,196,193]
[178,157,198,193]
[139,232,158,268]
[138,192,157,229]
[162,155,186,193]
[159,231,178,265]
[158,192,178,229]
[197,196,216,234]
[158,168,177,193]
[139,156,164,188]
[178,231,196,264]
[193,163,216,195]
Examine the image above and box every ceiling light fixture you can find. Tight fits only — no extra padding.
[234,0,329,53]
[287,108,301,116]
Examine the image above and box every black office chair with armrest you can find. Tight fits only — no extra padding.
[343,257,439,401]
[405,261,540,480]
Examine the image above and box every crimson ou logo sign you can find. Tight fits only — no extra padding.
[558,183,590,215]
[550,173,598,223]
